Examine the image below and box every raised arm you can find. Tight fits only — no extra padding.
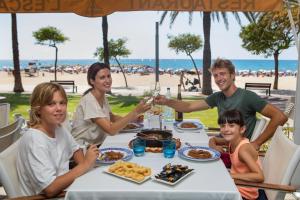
[93,100,151,135]
[251,103,287,150]
[154,95,210,113]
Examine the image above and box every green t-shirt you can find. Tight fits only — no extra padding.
[205,88,268,139]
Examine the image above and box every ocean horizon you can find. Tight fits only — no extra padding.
[0,59,298,72]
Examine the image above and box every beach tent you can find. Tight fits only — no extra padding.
[1,0,300,145]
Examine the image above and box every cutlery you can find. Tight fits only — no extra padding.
[185,142,198,149]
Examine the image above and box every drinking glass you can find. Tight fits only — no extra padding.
[132,138,146,157]
[163,140,176,158]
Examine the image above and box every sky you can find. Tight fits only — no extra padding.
[0,11,298,60]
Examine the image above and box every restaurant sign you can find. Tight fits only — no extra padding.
[0,0,283,17]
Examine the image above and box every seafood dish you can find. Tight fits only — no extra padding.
[154,163,194,185]
[101,151,124,161]
[180,122,198,129]
[136,130,173,147]
[187,149,212,159]
[97,147,133,164]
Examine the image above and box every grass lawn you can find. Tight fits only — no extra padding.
[0,93,219,128]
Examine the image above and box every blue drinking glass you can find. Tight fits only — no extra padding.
[133,138,146,157]
[163,140,176,158]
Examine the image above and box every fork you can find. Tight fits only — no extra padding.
[185,142,197,149]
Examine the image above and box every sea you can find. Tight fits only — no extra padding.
[0,59,298,72]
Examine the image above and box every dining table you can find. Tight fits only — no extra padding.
[65,120,242,200]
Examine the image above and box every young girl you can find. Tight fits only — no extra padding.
[71,62,150,146]
[16,82,99,197]
[209,109,264,200]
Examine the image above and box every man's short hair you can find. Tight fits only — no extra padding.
[211,58,235,74]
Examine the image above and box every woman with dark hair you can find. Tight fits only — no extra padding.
[16,82,98,197]
[71,62,150,146]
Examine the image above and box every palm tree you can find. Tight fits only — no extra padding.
[102,16,110,65]
[160,11,256,95]
[11,13,24,93]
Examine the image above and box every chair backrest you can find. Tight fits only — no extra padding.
[0,140,22,197]
[284,102,295,120]
[262,126,300,200]
[0,103,10,128]
[250,116,269,142]
[0,117,25,152]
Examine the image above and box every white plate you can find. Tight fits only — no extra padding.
[178,146,220,162]
[120,122,143,133]
[174,121,203,130]
[103,167,151,184]
[152,169,194,186]
[97,147,133,164]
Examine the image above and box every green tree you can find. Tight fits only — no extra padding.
[94,38,131,87]
[33,26,69,81]
[160,11,256,95]
[168,33,203,89]
[11,13,24,93]
[240,9,298,89]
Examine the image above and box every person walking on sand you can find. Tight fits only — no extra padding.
[209,110,264,200]
[71,62,151,146]
[155,58,287,150]
[180,71,186,91]
[16,82,99,197]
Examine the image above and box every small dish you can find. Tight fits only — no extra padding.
[97,147,133,164]
[174,121,203,131]
[103,163,151,184]
[104,169,151,184]
[178,146,220,162]
[120,122,143,133]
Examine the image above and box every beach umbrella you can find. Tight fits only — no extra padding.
[3,0,300,145]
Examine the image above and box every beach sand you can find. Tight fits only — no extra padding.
[0,71,296,97]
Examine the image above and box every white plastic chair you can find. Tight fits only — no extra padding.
[0,116,25,152]
[0,103,10,128]
[235,126,300,200]
[0,140,22,198]
[250,116,270,142]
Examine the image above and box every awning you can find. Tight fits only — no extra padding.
[0,0,283,17]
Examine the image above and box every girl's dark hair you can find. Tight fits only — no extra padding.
[218,109,245,127]
[83,62,110,95]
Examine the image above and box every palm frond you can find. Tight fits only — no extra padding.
[170,11,179,28]
[159,11,168,25]
[221,12,229,30]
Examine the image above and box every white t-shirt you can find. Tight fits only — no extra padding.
[71,92,111,145]
[16,126,80,196]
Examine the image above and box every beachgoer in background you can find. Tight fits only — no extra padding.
[180,71,186,91]
[71,62,150,146]
[16,82,98,197]
[209,109,264,200]
[155,58,287,150]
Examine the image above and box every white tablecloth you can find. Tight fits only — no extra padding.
[65,120,241,200]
